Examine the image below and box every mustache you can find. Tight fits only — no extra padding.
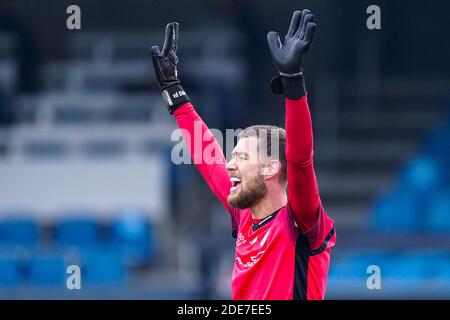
[227,174,267,209]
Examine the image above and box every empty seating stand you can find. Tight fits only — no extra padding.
[0,209,157,289]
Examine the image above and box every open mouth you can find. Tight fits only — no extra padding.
[230,177,242,194]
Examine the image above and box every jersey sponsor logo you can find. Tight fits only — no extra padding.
[235,250,265,269]
[237,228,270,248]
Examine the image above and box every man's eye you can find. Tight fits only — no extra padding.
[238,154,248,160]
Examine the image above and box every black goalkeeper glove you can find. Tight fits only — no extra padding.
[151,22,190,114]
[267,10,316,99]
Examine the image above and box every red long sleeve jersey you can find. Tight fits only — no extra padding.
[173,96,335,300]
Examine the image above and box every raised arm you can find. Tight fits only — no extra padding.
[150,23,232,213]
[285,96,320,231]
[267,10,320,231]
[173,102,232,212]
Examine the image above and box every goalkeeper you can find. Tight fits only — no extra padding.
[151,9,335,300]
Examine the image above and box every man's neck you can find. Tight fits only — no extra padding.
[250,191,287,219]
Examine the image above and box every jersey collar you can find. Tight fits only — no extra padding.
[252,206,284,232]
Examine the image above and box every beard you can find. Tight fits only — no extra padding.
[227,173,268,209]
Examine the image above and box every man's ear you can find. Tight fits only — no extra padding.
[261,160,281,179]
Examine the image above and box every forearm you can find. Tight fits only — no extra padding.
[285,95,320,231]
[173,102,231,212]
[285,95,313,165]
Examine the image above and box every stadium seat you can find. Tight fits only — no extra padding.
[398,155,440,193]
[54,215,100,248]
[329,250,450,294]
[382,252,432,281]
[82,248,126,285]
[328,250,390,280]
[371,190,420,232]
[54,107,96,124]
[111,209,156,266]
[83,140,126,158]
[423,121,450,161]
[28,253,66,286]
[0,217,39,246]
[425,191,450,232]
[0,255,22,287]
[422,120,450,185]
[434,256,450,280]
[24,141,67,158]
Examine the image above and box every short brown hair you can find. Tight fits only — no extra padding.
[238,125,287,183]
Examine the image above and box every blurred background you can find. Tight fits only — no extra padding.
[0,0,449,299]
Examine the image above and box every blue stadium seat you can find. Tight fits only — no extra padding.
[423,122,450,160]
[328,250,390,280]
[0,255,22,287]
[371,190,420,232]
[82,248,126,285]
[329,250,450,288]
[111,209,156,266]
[423,120,450,185]
[425,191,450,232]
[29,253,66,286]
[54,215,100,247]
[398,155,440,193]
[0,217,39,246]
[382,252,432,281]
[434,256,450,280]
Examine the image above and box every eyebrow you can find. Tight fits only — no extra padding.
[232,151,249,158]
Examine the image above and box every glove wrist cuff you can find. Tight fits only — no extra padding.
[270,74,306,100]
[279,71,303,78]
[162,84,191,114]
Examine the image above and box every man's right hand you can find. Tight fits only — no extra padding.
[151,22,190,114]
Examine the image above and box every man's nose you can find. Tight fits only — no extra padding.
[226,157,236,170]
